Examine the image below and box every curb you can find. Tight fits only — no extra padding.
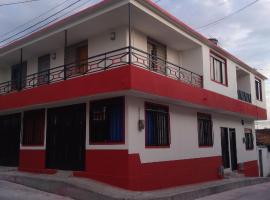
[0,173,270,200]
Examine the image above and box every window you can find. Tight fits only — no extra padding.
[147,38,166,73]
[210,52,227,85]
[245,128,254,150]
[145,103,170,147]
[255,78,262,101]
[22,109,45,146]
[90,97,124,144]
[197,113,213,146]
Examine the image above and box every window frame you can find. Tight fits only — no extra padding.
[145,102,170,148]
[255,78,263,101]
[197,112,213,147]
[245,128,254,150]
[210,51,228,86]
[22,109,45,146]
[89,97,125,145]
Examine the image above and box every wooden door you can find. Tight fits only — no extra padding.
[46,104,86,171]
[76,45,88,74]
[38,55,50,85]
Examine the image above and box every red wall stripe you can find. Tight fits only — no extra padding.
[0,65,266,119]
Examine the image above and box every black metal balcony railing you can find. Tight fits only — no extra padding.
[0,47,203,95]
[238,89,251,103]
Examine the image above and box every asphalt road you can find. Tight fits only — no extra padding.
[0,180,73,200]
[197,182,270,200]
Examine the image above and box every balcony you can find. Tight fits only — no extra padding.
[0,47,203,95]
[238,90,251,103]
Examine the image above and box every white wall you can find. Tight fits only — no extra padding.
[126,95,257,165]
[181,47,203,75]
[88,26,128,56]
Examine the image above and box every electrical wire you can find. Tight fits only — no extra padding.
[0,0,42,7]
[196,0,260,30]
[1,0,95,46]
[0,0,70,38]
[0,0,82,44]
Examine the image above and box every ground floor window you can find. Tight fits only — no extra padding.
[145,103,170,147]
[89,97,124,144]
[197,113,213,146]
[22,109,45,146]
[245,128,254,150]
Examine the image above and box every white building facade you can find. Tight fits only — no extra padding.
[0,0,267,191]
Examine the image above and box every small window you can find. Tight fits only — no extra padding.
[198,113,213,146]
[245,128,254,150]
[255,78,262,101]
[145,103,170,147]
[90,97,124,144]
[210,52,227,85]
[22,109,45,146]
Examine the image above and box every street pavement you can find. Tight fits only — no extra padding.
[197,182,270,200]
[0,180,73,200]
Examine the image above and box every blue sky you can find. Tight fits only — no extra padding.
[0,0,269,119]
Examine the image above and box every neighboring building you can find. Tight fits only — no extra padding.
[255,120,270,129]
[256,129,270,177]
[0,0,267,191]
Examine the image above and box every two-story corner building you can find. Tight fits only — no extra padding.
[0,0,267,191]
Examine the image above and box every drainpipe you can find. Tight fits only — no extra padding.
[64,30,68,80]
[19,48,23,91]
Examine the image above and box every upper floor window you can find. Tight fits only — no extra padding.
[89,97,124,144]
[145,103,170,147]
[197,113,213,146]
[244,128,254,150]
[255,78,262,101]
[210,52,227,86]
[147,38,166,74]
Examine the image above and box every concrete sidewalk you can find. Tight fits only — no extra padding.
[0,168,269,200]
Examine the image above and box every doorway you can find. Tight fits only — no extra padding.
[11,62,27,91]
[0,114,21,166]
[46,104,86,171]
[258,149,264,177]
[221,128,238,171]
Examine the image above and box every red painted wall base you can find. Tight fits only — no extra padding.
[74,150,222,191]
[242,160,259,177]
[19,150,57,174]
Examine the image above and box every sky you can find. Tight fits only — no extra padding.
[0,0,269,121]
